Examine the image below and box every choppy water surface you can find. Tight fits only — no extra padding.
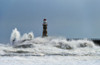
[0,37,100,57]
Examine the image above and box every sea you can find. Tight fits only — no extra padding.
[0,28,100,65]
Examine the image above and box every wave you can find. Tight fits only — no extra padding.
[0,28,100,56]
[0,37,100,56]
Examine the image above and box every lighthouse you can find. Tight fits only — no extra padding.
[42,19,48,37]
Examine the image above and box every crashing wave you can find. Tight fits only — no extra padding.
[10,28,34,48]
[10,28,21,44]
[10,28,95,49]
[0,28,99,56]
[0,36,99,56]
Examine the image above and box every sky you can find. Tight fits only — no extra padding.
[0,0,100,43]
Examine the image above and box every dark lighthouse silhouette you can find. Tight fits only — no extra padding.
[41,19,100,45]
[42,19,48,37]
[42,18,100,45]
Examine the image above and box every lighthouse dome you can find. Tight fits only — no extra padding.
[43,19,47,24]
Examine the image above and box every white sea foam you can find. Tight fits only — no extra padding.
[0,28,100,65]
[10,28,34,45]
[0,36,99,57]
[0,56,100,65]
[0,28,100,56]
[10,28,21,43]
[21,32,34,40]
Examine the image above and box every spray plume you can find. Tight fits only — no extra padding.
[10,28,21,43]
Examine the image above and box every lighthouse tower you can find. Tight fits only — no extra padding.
[42,19,48,37]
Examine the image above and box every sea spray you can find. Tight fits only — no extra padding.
[10,28,21,44]
[0,36,100,56]
[21,33,28,41]
[21,32,34,41]
[10,28,34,45]
[1,28,99,56]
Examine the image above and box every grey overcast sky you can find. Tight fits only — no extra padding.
[0,0,100,43]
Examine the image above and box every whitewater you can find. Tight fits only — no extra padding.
[0,28,100,65]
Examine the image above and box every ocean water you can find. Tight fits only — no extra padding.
[0,36,100,56]
[0,28,100,65]
[0,37,100,65]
